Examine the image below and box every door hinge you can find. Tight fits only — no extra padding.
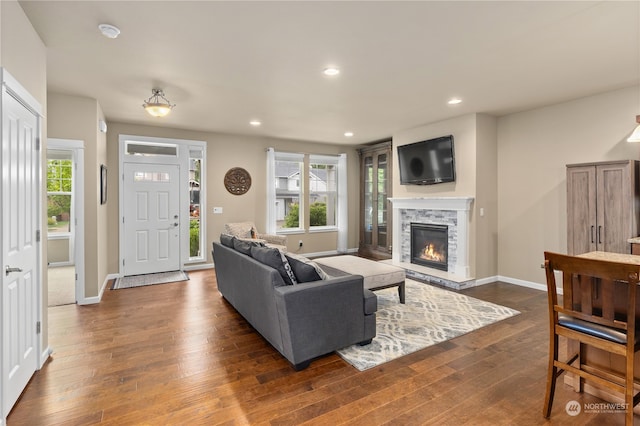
[36,321,41,334]
[35,138,40,151]
[75,273,78,281]
[123,259,125,267]
[36,230,41,242]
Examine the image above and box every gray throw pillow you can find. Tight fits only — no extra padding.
[285,252,328,282]
[220,233,235,248]
[233,238,264,255]
[250,246,298,285]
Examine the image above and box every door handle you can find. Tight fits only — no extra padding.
[5,265,23,276]
[173,222,179,227]
[598,226,603,244]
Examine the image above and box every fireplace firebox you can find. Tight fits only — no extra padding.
[410,223,448,271]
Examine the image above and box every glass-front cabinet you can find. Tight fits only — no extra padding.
[358,141,392,259]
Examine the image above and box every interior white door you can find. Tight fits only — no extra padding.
[123,163,181,276]
[2,89,40,417]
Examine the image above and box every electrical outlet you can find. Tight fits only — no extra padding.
[298,240,303,247]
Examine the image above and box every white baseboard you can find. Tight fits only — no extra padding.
[77,273,118,305]
[496,275,548,292]
[39,346,52,368]
[474,275,498,286]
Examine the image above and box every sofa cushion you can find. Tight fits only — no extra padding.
[250,246,298,285]
[220,233,235,248]
[233,238,264,255]
[285,252,329,282]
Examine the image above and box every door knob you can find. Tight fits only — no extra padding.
[173,222,179,227]
[5,265,23,276]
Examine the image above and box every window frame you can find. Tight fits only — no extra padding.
[273,152,305,233]
[308,154,340,232]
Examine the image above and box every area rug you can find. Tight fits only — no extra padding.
[336,279,520,371]
[111,270,189,290]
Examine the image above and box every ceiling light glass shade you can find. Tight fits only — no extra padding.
[628,116,640,142]
[142,89,175,117]
[628,125,640,142]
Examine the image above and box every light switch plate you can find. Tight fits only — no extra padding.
[213,207,223,214]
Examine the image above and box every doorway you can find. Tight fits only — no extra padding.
[118,136,207,278]
[46,139,84,306]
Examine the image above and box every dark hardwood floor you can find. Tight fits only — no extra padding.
[6,270,632,425]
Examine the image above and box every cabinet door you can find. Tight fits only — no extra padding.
[376,152,388,251]
[362,155,374,246]
[567,165,597,255]
[596,162,632,254]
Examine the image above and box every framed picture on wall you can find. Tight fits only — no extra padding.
[100,164,107,205]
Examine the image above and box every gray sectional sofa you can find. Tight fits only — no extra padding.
[212,237,377,370]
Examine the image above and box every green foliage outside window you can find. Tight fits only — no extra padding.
[284,202,327,228]
[190,220,200,257]
[47,159,72,219]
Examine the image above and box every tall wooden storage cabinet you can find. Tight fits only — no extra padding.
[358,141,392,259]
[567,160,640,255]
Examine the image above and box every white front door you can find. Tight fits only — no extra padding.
[123,163,181,276]
[2,87,40,417]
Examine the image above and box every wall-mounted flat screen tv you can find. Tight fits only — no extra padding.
[397,135,455,185]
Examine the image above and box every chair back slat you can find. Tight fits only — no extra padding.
[579,275,593,315]
[601,278,616,321]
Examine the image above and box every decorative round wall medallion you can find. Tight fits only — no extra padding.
[224,167,252,195]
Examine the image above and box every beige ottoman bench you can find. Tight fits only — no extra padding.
[315,255,406,304]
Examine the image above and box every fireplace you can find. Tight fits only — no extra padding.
[410,223,448,271]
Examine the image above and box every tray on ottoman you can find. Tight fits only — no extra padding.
[315,255,406,303]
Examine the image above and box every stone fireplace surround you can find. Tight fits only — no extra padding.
[387,197,475,290]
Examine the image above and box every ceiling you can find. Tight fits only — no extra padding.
[19,1,640,145]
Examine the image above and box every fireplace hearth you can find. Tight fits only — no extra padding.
[410,223,448,271]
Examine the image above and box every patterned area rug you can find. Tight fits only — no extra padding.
[112,271,189,290]
[337,279,520,371]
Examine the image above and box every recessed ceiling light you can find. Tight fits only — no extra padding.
[323,67,340,76]
[98,23,121,39]
[249,120,262,127]
[344,131,354,137]
[448,98,462,105]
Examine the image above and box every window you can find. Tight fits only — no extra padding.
[309,155,339,229]
[189,150,203,260]
[267,150,346,239]
[274,152,304,231]
[47,154,73,234]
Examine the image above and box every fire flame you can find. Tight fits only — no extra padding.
[420,243,445,262]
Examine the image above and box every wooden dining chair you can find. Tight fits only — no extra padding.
[543,251,640,425]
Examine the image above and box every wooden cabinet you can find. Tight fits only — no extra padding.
[358,141,392,259]
[567,160,640,255]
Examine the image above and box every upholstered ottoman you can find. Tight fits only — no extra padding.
[315,255,406,304]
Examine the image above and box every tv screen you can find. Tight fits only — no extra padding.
[397,135,455,185]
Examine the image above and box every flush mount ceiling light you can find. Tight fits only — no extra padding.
[448,98,462,105]
[627,115,640,142]
[142,89,175,117]
[249,120,262,127]
[344,131,354,137]
[323,67,340,76]
[98,23,120,39]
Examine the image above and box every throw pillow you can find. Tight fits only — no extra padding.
[250,246,298,286]
[233,238,264,255]
[220,233,235,248]
[285,252,329,282]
